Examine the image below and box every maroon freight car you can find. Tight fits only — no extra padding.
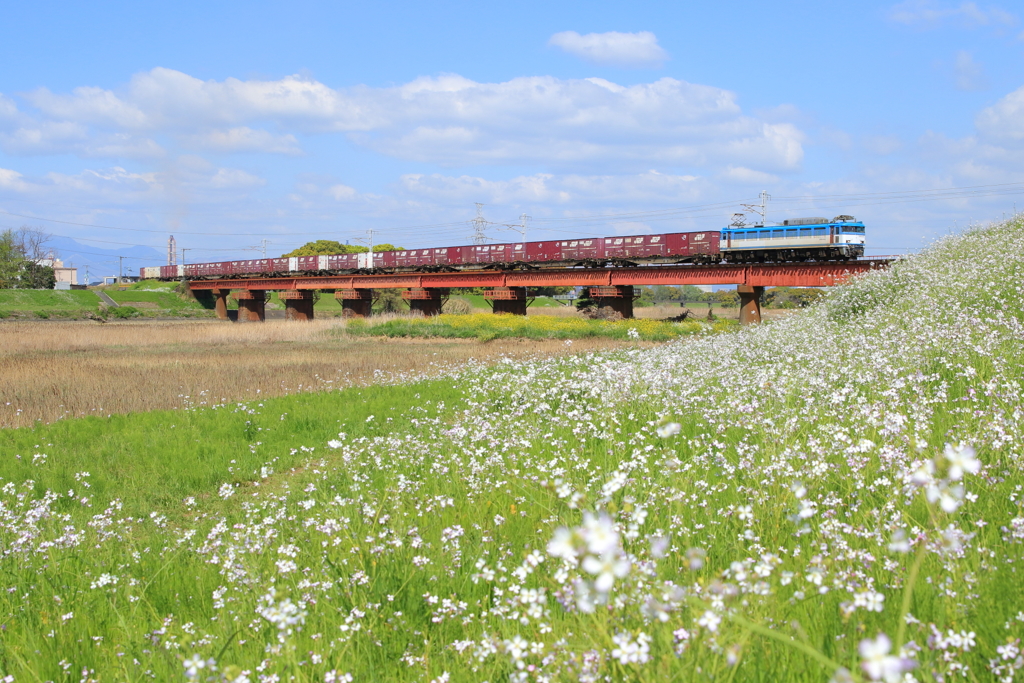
[145,229,722,280]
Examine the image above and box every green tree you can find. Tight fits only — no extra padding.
[373,288,405,313]
[282,241,357,257]
[20,262,56,289]
[282,241,404,257]
[532,286,574,297]
[0,230,23,288]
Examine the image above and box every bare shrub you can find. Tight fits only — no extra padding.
[442,297,473,315]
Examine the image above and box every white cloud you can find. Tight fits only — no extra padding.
[25,68,371,132]
[0,167,30,191]
[181,127,302,155]
[84,135,166,160]
[399,170,703,205]
[27,85,150,128]
[719,166,779,185]
[975,84,1024,141]
[887,0,1017,28]
[863,134,904,155]
[360,75,803,171]
[952,50,987,90]
[0,94,18,122]
[0,162,268,210]
[547,30,668,68]
[5,69,804,173]
[209,168,266,189]
[327,183,357,200]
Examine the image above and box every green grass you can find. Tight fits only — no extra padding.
[346,311,736,341]
[2,218,1024,681]
[106,290,199,310]
[0,380,461,521]
[0,289,100,313]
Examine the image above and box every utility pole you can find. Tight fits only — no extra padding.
[741,190,771,227]
[260,239,269,258]
[354,230,377,269]
[471,203,489,244]
[181,249,190,266]
[118,256,124,284]
[500,213,530,242]
[168,235,177,266]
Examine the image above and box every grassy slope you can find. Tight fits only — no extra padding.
[2,219,1024,681]
[0,289,100,312]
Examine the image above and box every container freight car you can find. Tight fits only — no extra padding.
[139,217,864,281]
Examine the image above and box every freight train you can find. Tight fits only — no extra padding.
[140,216,865,280]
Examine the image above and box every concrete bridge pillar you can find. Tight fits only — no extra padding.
[402,288,448,316]
[211,288,229,320]
[737,285,764,325]
[235,290,266,322]
[336,289,373,318]
[589,285,636,319]
[484,287,528,315]
[280,290,315,321]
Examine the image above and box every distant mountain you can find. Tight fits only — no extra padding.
[46,236,162,284]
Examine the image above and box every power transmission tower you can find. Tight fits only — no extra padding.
[470,203,489,244]
[260,239,270,257]
[167,235,177,266]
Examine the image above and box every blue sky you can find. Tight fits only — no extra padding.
[1,0,1023,274]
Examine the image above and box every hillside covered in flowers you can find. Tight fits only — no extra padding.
[3,217,1024,682]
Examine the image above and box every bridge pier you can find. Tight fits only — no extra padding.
[484,287,528,315]
[737,285,764,325]
[235,290,266,322]
[403,288,448,316]
[280,290,315,321]
[336,289,373,318]
[589,286,636,319]
[211,288,230,320]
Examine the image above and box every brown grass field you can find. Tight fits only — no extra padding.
[0,319,633,429]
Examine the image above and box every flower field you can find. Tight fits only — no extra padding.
[345,312,736,341]
[2,216,1024,682]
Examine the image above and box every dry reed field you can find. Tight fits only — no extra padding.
[0,319,627,428]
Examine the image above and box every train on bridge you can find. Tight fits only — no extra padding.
[141,216,866,280]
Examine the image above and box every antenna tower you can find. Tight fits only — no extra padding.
[167,235,177,266]
[470,203,489,244]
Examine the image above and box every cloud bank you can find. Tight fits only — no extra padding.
[887,0,1017,29]
[0,68,802,173]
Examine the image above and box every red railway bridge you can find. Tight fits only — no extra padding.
[187,259,891,324]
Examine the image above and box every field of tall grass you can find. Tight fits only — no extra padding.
[0,320,627,428]
[2,217,1024,682]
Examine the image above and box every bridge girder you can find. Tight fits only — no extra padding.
[186,260,889,292]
